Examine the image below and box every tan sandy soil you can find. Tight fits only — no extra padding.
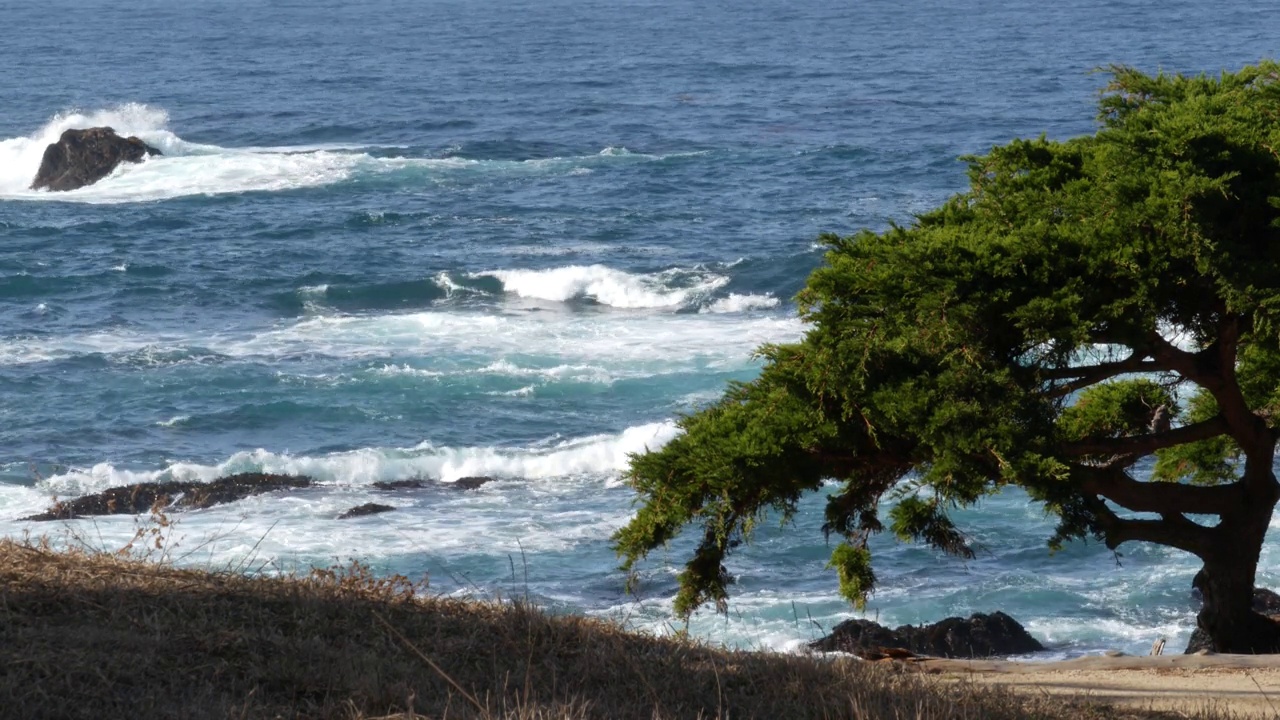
[919,654,1280,717]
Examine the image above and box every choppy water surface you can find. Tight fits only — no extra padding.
[2,0,1277,656]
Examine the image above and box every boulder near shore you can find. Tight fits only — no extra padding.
[810,611,1045,659]
[29,126,161,192]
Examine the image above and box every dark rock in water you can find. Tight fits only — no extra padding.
[30,127,162,192]
[371,479,430,491]
[22,473,311,521]
[810,611,1045,659]
[337,503,396,519]
[1184,588,1280,654]
[371,476,495,491]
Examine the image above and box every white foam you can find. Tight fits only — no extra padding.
[1,305,803,368]
[156,415,190,428]
[373,363,446,378]
[37,421,680,497]
[702,293,780,313]
[237,310,802,368]
[1,105,691,204]
[474,265,729,309]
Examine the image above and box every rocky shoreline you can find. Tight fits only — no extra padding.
[21,473,499,522]
[21,472,1273,661]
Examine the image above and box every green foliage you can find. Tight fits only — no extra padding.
[1057,380,1176,465]
[827,543,876,609]
[615,63,1280,619]
[1153,390,1238,485]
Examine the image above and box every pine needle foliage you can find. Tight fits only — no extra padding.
[615,63,1280,652]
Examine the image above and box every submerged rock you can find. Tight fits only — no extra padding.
[454,476,495,490]
[809,611,1045,659]
[1184,588,1280,654]
[337,503,396,519]
[30,127,161,192]
[22,473,312,521]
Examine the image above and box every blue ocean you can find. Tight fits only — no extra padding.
[2,0,1277,657]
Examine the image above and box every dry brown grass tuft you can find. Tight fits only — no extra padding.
[0,538,1231,719]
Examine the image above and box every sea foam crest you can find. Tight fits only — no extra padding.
[37,421,681,496]
[475,264,727,309]
[702,293,781,314]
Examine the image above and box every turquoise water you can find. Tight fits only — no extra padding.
[2,0,1277,656]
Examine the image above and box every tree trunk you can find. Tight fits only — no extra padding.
[1194,555,1280,653]
[1195,460,1280,653]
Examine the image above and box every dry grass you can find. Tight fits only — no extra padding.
[0,538,1235,720]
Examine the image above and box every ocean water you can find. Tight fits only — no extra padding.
[2,0,1277,657]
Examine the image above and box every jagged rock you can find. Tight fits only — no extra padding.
[1184,588,1280,654]
[809,611,1045,659]
[22,473,311,521]
[337,503,396,519]
[30,127,161,192]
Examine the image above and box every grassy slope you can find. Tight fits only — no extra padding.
[0,539,1226,720]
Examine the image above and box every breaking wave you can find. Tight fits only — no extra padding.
[281,265,781,314]
[35,421,681,496]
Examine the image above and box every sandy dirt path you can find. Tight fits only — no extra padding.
[920,654,1280,717]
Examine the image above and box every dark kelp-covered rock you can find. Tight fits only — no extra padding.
[1184,588,1280,654]
[337,503,396,519]
[810,611,1045,659]
[22,473,312,521]
[30,127,162,192]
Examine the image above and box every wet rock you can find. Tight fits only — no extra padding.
[371,479,430,491]
[30,127,162,191]
[371,476,495,491]
[1184,588,1280,654]
[810,611,1045,659]
[22,473,311,521]
[337,503,396,519]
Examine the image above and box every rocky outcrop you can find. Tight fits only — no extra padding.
[371,476,495,491]
[30,127,161,192]
[810,611,1045,659]
[337,503,396,519]
[1184,588,1280,654]
[22,473,312,521]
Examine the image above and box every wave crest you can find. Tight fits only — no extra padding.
[38,421,681,495]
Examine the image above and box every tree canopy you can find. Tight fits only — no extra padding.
[614,63,1280,653]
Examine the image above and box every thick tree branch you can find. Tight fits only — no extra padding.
[1090,498,1214,558]
[1077,464,1244,517]
[1063,415,1229,459]
[1147,317,1276,456]
[1043,353,1167,398]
